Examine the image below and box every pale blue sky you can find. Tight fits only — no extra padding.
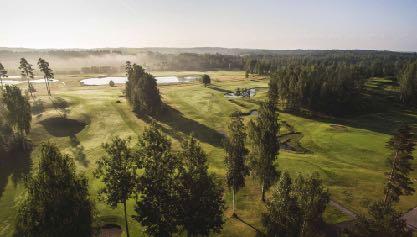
[1,0,416,51]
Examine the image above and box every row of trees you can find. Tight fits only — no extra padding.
[269,62,366,115]
[95,123,225,237]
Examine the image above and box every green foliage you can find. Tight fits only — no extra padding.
[202,74,211,86]
[178,136,225,237]
[350,201,411,237]
[224,113,249,213]
[2,85,31,137]
[399,61,417,104]
[19,58,35,99]
[38,58,54,96]
[94,136,136,237]
[263,172,330,237]
[249,101,280,201]
[15,143,96,237]
[126,64,162,115]
[133,122,181,236]
[270,63,365,115]
[384,125,415,204]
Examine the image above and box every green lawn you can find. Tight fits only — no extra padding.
[1,72,416,236]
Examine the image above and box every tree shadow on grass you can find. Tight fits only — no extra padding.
[0,147,32,199]
[137,104,224,147]
[40,117,87,137]
[233,215,265,237]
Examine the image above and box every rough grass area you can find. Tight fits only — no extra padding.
[1,72,417,237]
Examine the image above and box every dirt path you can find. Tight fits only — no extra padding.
[330,200,357,219]
[403,207,417,231]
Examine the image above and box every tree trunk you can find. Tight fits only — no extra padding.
[123,201,130,237]
[232,187,235,214]
[261,183,266,202]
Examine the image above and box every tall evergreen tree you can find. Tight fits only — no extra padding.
[15,143,96,237]
[178,136,225,237]
[94,137,136,237]
[19,58,35,100]
[384,125,415,204]
[133,122,181,237]
[249,101,280,202]
[224,112,249,215]
[38,58,54,96]
[0,62,7,89]
[125,64,162,115]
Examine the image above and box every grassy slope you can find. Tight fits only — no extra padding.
[1,72,417,236]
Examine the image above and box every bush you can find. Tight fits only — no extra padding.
[109,80,115,87]
[202,74,211,86]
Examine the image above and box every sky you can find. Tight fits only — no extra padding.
[1,0,416,51]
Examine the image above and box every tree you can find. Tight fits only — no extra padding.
[293,173,330,236]
[262,172,330,237]
[224,112,249,215]
[0,63,7,89]
[38,58,54,96]
[263,172,301,237]
[133,122,181,236]
[2,85,31,140]
[202,74,211,87]
[126,64,162,115]
[178,136,225,237]
[399,61,417,104]
[15,143,95,237]
[94,137,136,237]
[384,125,415,204]
[249,101,280,202]
[350,201,411,237]
[19,58,35,100]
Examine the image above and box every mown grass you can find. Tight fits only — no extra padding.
[1,72,417,237]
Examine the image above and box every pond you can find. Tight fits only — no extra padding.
[80,76,198,86]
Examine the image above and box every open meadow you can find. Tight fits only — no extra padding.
[1,71,417,237]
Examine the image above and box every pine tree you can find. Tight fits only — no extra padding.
[384,125,415,204]
[399,61,417,104]
[178,136,225,237]
[19,58,35,100]
[94,137,136,237]
[224,112,249,215]
[15,143,96,237]
[38,58,54,96]
[249,101,280,202]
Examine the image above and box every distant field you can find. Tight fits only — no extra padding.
[1,71,416,237]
